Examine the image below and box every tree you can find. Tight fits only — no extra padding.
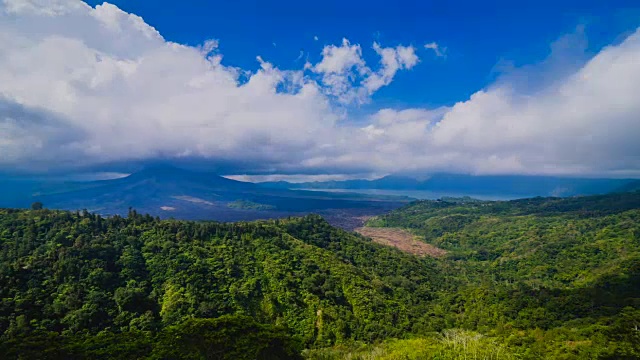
[31,202,43,210]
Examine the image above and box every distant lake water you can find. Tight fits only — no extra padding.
[299,188,529,201]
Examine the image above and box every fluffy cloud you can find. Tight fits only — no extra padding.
[424,42,446,57]
[225,173,381,183]
[364,43,419,94]
[310,39,419,104]
[325,30,640,177]
[1,0,639,177]
[0,0,423,172]
[428,30,640,175]
[0,0,339,171]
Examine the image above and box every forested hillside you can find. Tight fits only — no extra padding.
[0,208,444,358]
[1,192,640,359]
[361,192,640,359]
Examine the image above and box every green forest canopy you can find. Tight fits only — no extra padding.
[1,191,639,359]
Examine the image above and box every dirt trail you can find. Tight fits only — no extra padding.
[355,227,447,258]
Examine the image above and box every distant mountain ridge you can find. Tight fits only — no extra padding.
[614,179,640,193]
[0,166,407,222]
[1,167,635,222]
[261,173,635,197]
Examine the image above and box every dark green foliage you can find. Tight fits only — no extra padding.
[30,202,43,210]
[153,316,301,359]
[0,315,299,359]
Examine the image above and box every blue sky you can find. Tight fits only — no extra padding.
[84,0,640,108]
[1,0,640,178]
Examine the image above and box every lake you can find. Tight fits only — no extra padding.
[299,188,530,201]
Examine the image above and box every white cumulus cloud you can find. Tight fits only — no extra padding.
[0,0,639,178]
[311,39,419,104]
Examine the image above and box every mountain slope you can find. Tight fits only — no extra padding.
[1,166,408,222]
[355,192,640,358]
[0,210,441,351]
[614,179,640,193]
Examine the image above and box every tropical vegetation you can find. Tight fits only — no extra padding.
[0,191,639,358]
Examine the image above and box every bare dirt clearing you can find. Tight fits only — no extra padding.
[355,227,447,258]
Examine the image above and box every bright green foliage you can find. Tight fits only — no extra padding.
[363,192,640,359]
[0,208,442,356]
[305,330,518,359]
[1,191,639,358]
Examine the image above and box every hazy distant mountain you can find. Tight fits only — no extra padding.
[0,166,407,222]
[613,179,640,193]
[261,173,634,197]
[3,167,634,222]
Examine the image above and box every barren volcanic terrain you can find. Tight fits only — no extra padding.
[355,227,447,257]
